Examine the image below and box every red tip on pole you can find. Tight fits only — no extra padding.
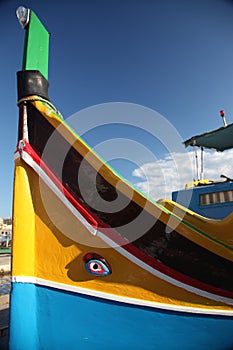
[220,110,225,117]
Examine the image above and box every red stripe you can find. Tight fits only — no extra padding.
[20,141,98,229]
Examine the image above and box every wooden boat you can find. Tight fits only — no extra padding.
[9,7,233,349]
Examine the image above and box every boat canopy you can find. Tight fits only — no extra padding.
[184,122,233,151]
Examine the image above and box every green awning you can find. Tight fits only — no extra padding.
[184,122,233,151]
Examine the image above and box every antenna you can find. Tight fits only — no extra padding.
[220,110,227,127]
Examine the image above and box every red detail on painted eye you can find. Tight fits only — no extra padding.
[88,261,105,273]
[83,252,112,276]
[83,252,97,263]
[83,253,111,270]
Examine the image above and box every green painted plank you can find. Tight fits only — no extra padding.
[22,10,50,79]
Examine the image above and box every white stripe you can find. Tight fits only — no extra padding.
[12,275,233,316]
[14,151,20,161]
[22,104,29,142]
[229,191,233,202]
[17,149,233,306]
[20,150,97,236]
[97,231,233,306]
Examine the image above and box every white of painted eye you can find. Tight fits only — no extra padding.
[89,262,102,272]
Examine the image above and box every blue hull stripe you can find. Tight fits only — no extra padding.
[9,282,233,350]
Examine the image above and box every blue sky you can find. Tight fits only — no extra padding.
[1,0,233,217]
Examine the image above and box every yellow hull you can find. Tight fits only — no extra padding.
[12,152,233,312]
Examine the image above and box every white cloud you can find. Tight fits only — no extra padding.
[132,149,233,200]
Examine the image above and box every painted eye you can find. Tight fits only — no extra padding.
[83,253,112,276]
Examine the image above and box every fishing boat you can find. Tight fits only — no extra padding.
[9,6,233,350]
[169,116,233,220]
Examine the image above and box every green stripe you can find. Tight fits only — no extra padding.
[181,218,233,252]
[156,202,233,252]
[23,11,50,79]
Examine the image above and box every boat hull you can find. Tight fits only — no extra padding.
[10,281,233,350]
[9,99,233,349]
[11,9,233,349]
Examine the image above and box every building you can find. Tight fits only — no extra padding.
[0,217,12,248]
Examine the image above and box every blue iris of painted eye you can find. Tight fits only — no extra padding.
[83,253,112,276]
